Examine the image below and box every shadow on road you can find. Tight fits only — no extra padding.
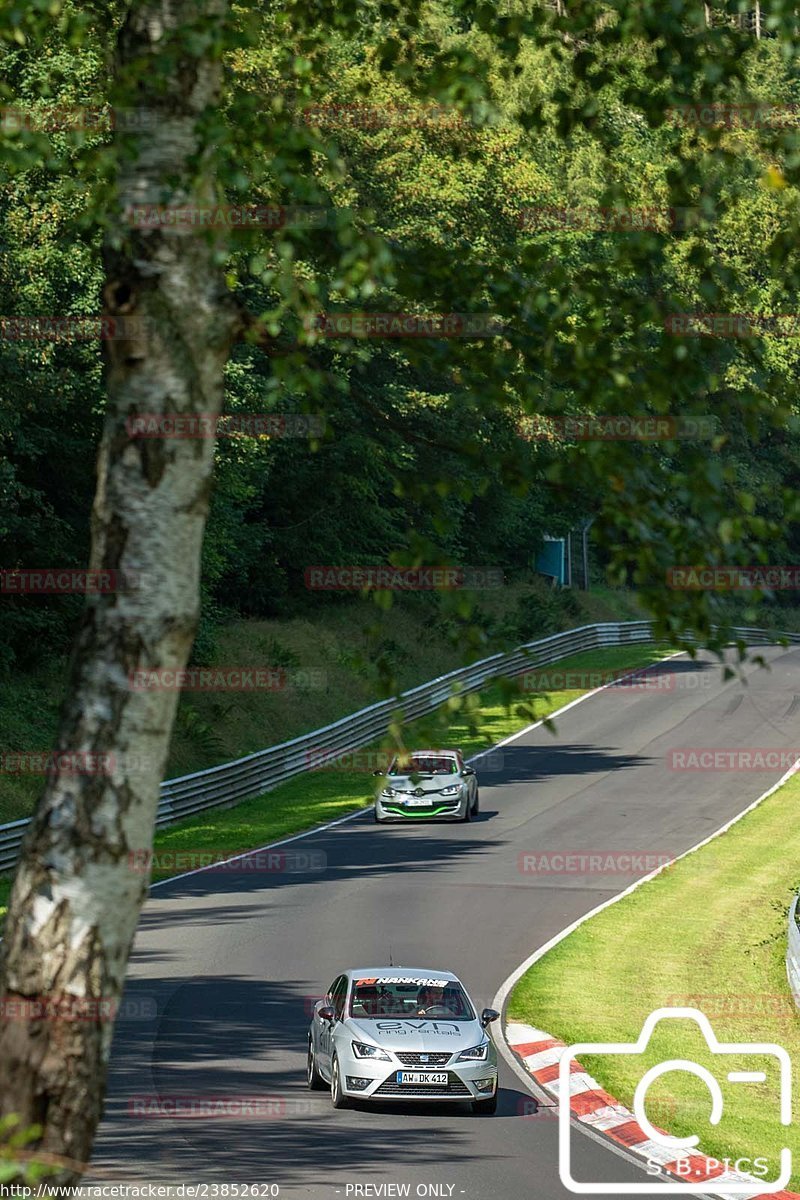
[93,975,537,1183]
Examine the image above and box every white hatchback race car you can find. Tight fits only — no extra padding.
[307,967,499,1112]
[373,749,479,823]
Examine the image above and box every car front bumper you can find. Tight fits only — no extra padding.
[375,791,467,821]
[338,1055,498,1101]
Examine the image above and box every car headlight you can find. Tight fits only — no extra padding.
[440,784,462,797]
[352,1040,392,1061]
[380,787,395,798]
[457,1042,489,1061]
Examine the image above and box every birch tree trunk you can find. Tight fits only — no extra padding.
[0,0,239,1181]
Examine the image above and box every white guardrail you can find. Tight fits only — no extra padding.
[788,894,800,1010]
[0,620,797,877]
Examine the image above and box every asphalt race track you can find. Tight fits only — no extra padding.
[89,646,800,1199]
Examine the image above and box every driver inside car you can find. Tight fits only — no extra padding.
[416,984,469,1017]
[416,985,447,1015]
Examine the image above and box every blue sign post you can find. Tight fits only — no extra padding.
[536,536,567,586]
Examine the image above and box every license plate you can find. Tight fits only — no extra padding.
[396,1071,448,1085]
[405,797,431,807]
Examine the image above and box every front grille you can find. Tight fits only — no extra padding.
[383,806,459,818]
[384,800,460,812]
[394,791,457,800]
[395,1052,451,1066]
[374,1073,470,1097]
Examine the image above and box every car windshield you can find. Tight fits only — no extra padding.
[389,756,458,776]
[349,976,475,1019]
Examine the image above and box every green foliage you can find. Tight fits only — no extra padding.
[2,0,800,685]
[0,1114,58,1184]
[509,580,582,641]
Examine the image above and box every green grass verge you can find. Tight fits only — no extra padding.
[509,768,800,1191]
[0,641,670,920]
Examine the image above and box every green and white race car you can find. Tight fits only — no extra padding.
[373,749,479,823]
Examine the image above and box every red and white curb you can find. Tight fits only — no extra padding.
[494,755,800,1198]
[505,1020,797,1198]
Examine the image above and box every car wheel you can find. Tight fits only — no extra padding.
[471,789,480,815]
[307,1037,325,1090]
[374,806,388,824]
[330,1054,350,1109]
[471,1092,497,1114]
[461,794,472,822]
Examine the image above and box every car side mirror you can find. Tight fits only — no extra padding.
[481,1008,500,1027]
[463,766,476,777]
[372,769,385,777]
[319,1005,336,1022]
